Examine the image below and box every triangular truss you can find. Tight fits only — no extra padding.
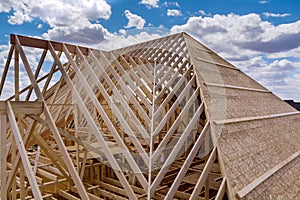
[0,33,229,199]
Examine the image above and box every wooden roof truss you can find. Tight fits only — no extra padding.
[0,34,229,199]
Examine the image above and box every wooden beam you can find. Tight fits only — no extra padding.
[49,42,138,200]
[0,114,7,200]
[150,103,203,195]
[215,177,226,200]
[154,65,193,118]
[15,35,90,200]
[41,51,62,94]
[195,57,239,71]
[154,60,189,105]
[189,147,217,200]
[214,111,300,125]
[77,47,150,143]
[152,90,201,161]
[90,50,151,124]
[25,49,47,101]
[165,121,210,199]
[7,101,43,199]
[10,34,94,56]
[216,146,234,200]
[196,47,212,54]
[0,45,14,95]
[57,189,80,200]
[0,101,43,115]
[7,67,60,101]
[205,82,271,93]
[63,44,148,189]
[32,133,70,179]
[109,52,152,112]
[14,46,19,100]
[6,120,37,193]
[153,75,196,137]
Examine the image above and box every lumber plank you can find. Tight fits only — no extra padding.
[195,57,239,71]
[0,114,7,199]
[205,82,271,93]
[15,35,90,200]
[49,42,138,200]
[7,101,43,199]
[189,147,217,200]
[151,103,203,194]
[0,45,14,95]
[165,121,210,199]
[11,34,93,55]
[0,101,43,115]
[214,111,300,125]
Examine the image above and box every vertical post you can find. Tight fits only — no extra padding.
[11,125,17,199]
[12,47,19,199]
[14,47,19,101]
[205,178,210,200]
[0,114,7,200]
[20,122,26,199]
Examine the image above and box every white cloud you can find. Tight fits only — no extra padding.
[8,9,32,25]
[0,0,112,45]
[199,10,206,16]
[263,12,290,18]
[37,24,43,29]
[139,0,159,8]
[167,9,182,17]
[119,29,126,35]
[163,2,179,7]
[258,0,269,4]
[97,31,163,51]
[171,13,300,54]
[1,0,111,26]
[171,13,300,101]
[43,23,113,47]
[124,10,146,29]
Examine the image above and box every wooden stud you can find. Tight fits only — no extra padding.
[0,114,7,200]
[0,45,14,95]
[7,101,43,199]
[189,147,217,200]
[165,121,210,199]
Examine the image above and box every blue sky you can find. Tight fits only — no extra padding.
[0,0,300,101]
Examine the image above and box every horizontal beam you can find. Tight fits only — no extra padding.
[0,101,43,115]
[11,34,97,56]
[214,111,300,125]
[205,82,271,93]
[195,57,239,71]
[196,47,212,54]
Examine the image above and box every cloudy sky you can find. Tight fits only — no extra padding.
[0,0,300,101]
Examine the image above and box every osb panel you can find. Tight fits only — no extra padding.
[210,88,295,119]
[244,156,300,200]
[217,114,300,197]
